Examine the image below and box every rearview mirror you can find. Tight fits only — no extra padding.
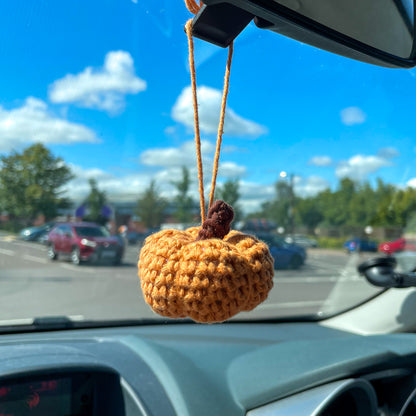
[192,0,416,68]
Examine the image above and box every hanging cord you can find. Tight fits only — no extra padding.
[185,19,206,222]
[184,0,202,14]
[208,43,233,209]
[184,0,234,224]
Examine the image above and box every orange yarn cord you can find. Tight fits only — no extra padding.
[208,42,233,208]
[184,0,202,14]
[185,19,206,222]
[184,0,234,222]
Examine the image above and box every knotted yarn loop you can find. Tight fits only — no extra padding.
[196,200,234,241]
[184,0,202,15]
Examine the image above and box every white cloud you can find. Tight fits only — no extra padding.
[49,51,146,113]
[171,86,267,137]
[340,106,366,126]
[309,155,333,167]
[140,140,214,168]
[64,163,268,215]
[140,140,246,180]
[222,145,240,154]
[164,126,177,136]
[378,147,400,159]
[66,164,203,204]
[240,181,274,200]
[65,139,248,205]
[294,176,330,197]
[238,181,275,213]
[218,161,246,178]
[63,164,153,201]
[0,97,99,151]
[407,178,416,188]
[336,154,392,180]
[65,139,251,213]
[68,165,113,181]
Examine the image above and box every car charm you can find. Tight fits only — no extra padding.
[137,0,274,323]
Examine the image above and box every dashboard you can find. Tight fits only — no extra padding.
[1,323,416,415]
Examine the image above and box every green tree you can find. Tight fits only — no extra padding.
[172,166,194,223]
[0,143,73,223]
[260,180,294,229]
[387,187,416,227]
[84,178,107,225]
[215,179,241,221]
[321,178,356,226]
[296,198,323,233]
[371,179,398,226]
[136,180,167,229]
[347,182,375,226]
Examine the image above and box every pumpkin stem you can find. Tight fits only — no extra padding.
[196,200,234,241]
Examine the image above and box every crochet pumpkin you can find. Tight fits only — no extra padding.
[138,200,274,323]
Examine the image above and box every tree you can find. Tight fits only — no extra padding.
[319,178,357,226]
[172,166,194,223]
[136,180,167,229]
[296,198,323,233]
[0,143,73,222]
[216,179,242,222]
[83,178,108,225]
[260,180,294,229]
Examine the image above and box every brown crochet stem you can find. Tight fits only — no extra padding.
[196,200,234,241]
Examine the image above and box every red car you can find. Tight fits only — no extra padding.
[47,222,124,265]
[378,238,416,255]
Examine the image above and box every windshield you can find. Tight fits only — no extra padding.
[74,227,110,238]
[0,0,414,325]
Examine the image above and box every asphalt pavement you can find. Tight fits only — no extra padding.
[0,235,382,324]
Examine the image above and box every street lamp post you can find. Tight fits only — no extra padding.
[280,171,295,235]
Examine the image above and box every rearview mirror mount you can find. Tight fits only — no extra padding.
[192,0,416,68]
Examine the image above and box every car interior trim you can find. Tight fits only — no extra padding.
[322,287,416,334]
[246,378,377,416]
[120,377,149,416]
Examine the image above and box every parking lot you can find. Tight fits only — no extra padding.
[0,235,382,323]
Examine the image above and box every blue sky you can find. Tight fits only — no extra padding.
[0,0,416,212]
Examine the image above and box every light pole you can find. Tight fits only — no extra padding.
[280,171,295,235]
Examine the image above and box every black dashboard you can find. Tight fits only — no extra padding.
[1,323,416,415]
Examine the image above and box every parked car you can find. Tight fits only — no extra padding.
[47,222,124,265]
[19,222,55,242]
[379,238,416,255]
[256,233,306,269]
[284,234,318,248]
[344,238,378,253]
[235,219,277,233]
[124,231,145,246]
[38,232,50,245]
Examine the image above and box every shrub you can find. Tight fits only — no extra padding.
[316,237,346,249]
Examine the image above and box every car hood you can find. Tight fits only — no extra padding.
[21,227,40,233]
[80,236,121,244]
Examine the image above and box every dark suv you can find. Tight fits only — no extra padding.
[47,222,124,265]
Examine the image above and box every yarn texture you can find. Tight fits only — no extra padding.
[138,201,274,323]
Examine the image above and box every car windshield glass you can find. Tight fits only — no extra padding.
[74,227,110,238]
[0,1,414,325]
[259,235,284,247]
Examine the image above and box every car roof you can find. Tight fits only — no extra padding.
[56,222,101,227]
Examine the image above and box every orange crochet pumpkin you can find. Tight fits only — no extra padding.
[138,201,274,323]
